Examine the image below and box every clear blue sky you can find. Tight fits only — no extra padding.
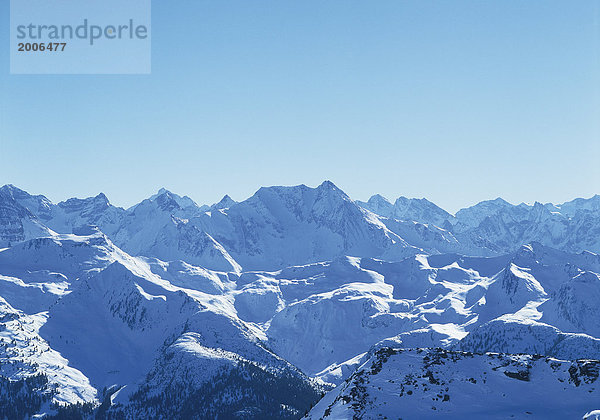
[1,1,599,213]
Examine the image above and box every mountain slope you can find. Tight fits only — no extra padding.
[307,347,600,420]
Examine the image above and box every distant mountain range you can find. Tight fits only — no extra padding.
[0,182,599,418]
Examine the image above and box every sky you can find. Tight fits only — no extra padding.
[1,1,599,213]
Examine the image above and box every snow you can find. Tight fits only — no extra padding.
[307,348,600,419]
[1,182,600,417]
[584,410,600,420]
[0,298,97,405]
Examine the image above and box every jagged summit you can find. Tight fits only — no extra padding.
[147,187,199,209]
[359,193,454,227]
[211,194,236,210]
[59,192,111,210]
[126,188,201,216]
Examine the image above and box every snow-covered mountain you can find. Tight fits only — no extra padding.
[457,200,600,256]
[0,185,54,247]
[360,192,600,255]
[357,195,456,228]
[0,232,322,418]
[0,182,599,418]
[307,347,599,419]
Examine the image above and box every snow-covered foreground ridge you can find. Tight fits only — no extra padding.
[0,181,599,418]
[308,347,600,420]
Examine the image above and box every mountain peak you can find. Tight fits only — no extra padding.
[315,180,349,197]
[318,180,337,190]
[0,184,34,200]
[212,195,236,210]
[150,188,177,201]
[466,197,511,208]
[144,188,199,212]
[252,181,348,203]
[489,197,511,205]
[149,187,178,200]
[155,191,182,212]
[368,194,391,206]
[94,192,110,205]
[0,184,19,193]
[58,192,111,211]
[315,180,350,200]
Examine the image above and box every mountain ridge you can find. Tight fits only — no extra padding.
[0,182,599,418]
